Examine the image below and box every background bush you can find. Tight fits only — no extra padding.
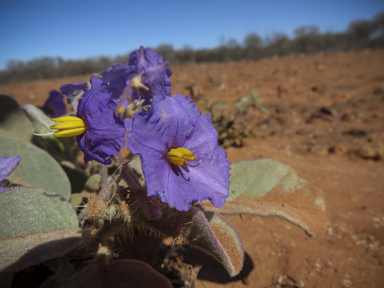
[1,11,383,83]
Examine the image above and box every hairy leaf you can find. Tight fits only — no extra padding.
[0,229,84,272]
[0,133,71,199]
[0,95,35,142]
[23,103,66,155]
[203,159,327,237]
[60,260,172,288]
[61,161,89,193]
[186,209,244,277]
[145,207,244,277]
[0,187,81,271]
[0,187,78,240]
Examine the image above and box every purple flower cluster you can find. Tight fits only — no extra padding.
[44,47,230,211]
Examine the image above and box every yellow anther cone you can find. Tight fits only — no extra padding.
[176,147,195,156]
[52,116,84,122]
[117,106,124,115]
[168,147,197,167]
[54,128,86,138]
[50,115,86,138]
[50,121,86,130]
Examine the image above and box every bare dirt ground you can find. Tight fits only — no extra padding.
[1,50,384,288]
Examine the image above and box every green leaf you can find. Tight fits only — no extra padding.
[0,95,35,143]
[0,133,71,199]
[23,104,66,156]
[145,207,244,277]
[0,187,78,239]
[250,91,259,102]
[186,209,244,277]
[235,95,250,108]
[23,104,54,131]
[61,161,89,193]
[203,159,327,237]
[250,91,270,115]
[213,100,228,110]
[0,229,84,272]
[0,187,81,271]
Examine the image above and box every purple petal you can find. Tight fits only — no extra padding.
[60,82,89,104]
[127,94,230,211]
[101,64,130,101]
[76,78,126,165]
[0,156,21,181]
[124,117,133,130]
[41,90,66,118]
[126,47,172,105]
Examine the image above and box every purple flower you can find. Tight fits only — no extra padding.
[41,90,66,118]
[76,78,126,165]
[100,64,130,101]
[126,94,230,211]
[48,78,126,165]
[0,156,21,192]
[126,47,172,106]
[60,82,90,104]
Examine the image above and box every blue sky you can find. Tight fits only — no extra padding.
[0,0,383,70]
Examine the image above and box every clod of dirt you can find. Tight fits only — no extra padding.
[307,107,336,123]
[342,129,367,137]
[275,274,305,288]
[350,143,383,161]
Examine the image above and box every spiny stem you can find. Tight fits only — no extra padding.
[121,161,142,190]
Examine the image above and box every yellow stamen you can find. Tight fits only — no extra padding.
[50,121,86,130]
[183,155,196,162]
[52,116,83,122]
[117,106,124,115]
[168,149,184,158]
[130,72,150,91]
[51,115,86,138]
[168,147,197,167]
[54,128,86,137]
[176,147,195,156]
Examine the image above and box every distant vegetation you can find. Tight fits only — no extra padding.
[1,11,383,83]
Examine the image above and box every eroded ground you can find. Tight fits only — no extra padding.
[1,49,384,288]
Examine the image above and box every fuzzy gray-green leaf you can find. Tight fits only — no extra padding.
[0,187,78,240]
[0,229,83,272]
[61,161,89,193]
[186,209,244,277]
[0,133,71,199]
[23,103,66,155]
[0,187,81,271]
[203,159,327,237]
[0,95,35,142]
